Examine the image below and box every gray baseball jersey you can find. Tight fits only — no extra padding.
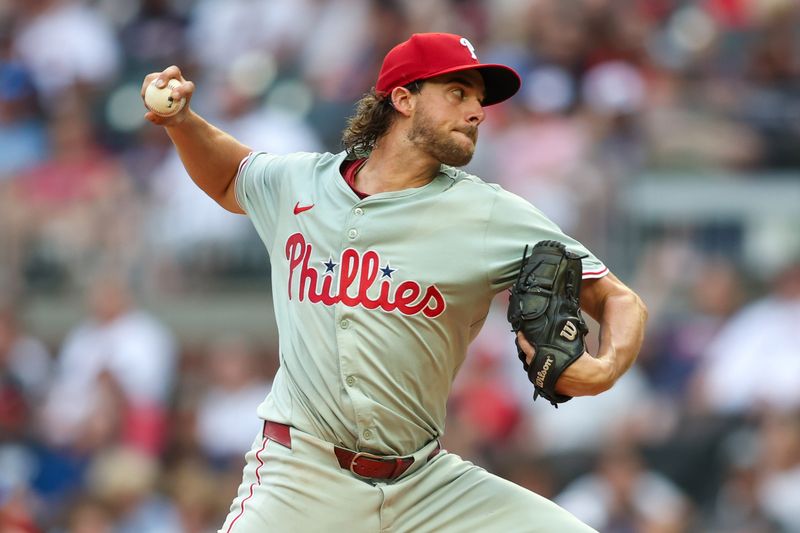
[234,150,607,457]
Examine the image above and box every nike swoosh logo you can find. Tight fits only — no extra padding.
[293,202,315,215]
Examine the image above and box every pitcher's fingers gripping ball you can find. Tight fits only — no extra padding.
[144,78,185,117]
[507,240,589,406]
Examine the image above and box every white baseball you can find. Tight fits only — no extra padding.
[144,78,186,117]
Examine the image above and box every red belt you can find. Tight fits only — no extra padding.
[263,421,441,481]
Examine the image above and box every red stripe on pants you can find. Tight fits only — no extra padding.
[226,437,269,532]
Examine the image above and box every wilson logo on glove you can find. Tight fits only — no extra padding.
[535,356,554,388]
[560,321,578,341]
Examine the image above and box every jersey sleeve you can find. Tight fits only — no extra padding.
[234,151,286,214]
[484,186,608,292]
[234,151,290,251]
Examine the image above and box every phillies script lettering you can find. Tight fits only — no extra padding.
[285,233,446,318]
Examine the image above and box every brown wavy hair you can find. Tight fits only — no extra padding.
[341,82,421,157]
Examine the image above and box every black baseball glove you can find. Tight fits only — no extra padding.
[507,240,588,407]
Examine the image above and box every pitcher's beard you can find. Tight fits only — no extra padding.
[407,113,477,167]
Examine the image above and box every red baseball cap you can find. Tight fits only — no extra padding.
[376,33,521,106]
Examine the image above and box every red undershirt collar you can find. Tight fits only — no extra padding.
[341,158,369,199]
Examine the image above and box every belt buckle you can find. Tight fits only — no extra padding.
[349,451,387,477]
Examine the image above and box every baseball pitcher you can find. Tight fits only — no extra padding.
[142,33,647,533]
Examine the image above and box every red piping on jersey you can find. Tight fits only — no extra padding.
[225,437,269,532]
[582,267,609,279]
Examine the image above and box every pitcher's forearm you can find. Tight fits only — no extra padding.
[551,274,648,397]
[555,355,614,396]
[165,111,251,212]
[595,290,648,383]
[555,293,646,397]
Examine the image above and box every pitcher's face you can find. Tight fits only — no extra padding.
[407,71,486,167]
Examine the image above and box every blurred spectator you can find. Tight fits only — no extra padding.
[696,259,800,414]
[0,30,46,181]
[0,305,51,403]
[580,58,649,200]
[3,99,141,291]
[118,0,189,75]
[755,410,800,532]
[739,4,800,169]
[641,73,765,170]
[12,0,120,101]
[446,343,522,462]
[83,446,181,533]
[642,256,745,400]
[556,442,692,533]
[0,377,35,520]
[0,305,48,530]
[707,439,779,532]
[164,456,231,531]
[40,274,177,456]
[473,97,602,234]
[300,0,384,103]
[0,486,42,533]
[194,336,271,467]
[63,496,115,533]
[212,70,324,155]
[302,0,411,147]
[187,0,314,80]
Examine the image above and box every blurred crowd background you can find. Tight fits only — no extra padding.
[1,0,800,531]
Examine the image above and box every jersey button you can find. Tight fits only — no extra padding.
[354,207,363,216]
[362,429,373,440]
[340,319,350,329]
[345,375,356,386]
[347,228,358,239]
